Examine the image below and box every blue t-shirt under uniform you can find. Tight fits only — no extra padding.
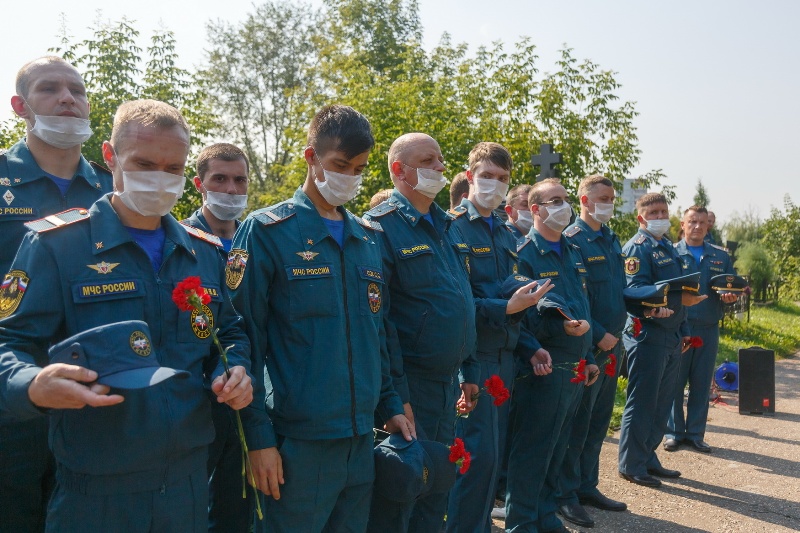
[323,218,345,249]
[547,238,561,257]
[687,244,704,266]
[46,172,72,196]
[220,237,233,252]
[126,226,166,271]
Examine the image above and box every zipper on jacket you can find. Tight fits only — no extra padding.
[340,249,358,436]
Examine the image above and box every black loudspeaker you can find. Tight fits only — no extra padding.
[738,346,775,415]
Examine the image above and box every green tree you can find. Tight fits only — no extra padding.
[693,178,710,207]
[734,242,776,301]
[761,195,800,299]
[723,208,763,245]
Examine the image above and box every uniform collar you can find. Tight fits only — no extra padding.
[292,187,371,250]
[389,188,447,228]
[676,239,712,254]
[575,217,605,241]
[529,228,566,256]
[638,227,672,247]
[459,197,501,225]
[88,194,197,260]
[4,138,99,188]
[183,208,241,235]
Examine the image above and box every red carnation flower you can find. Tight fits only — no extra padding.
[605,354,617,377]
[633,317,642,337]
[448,438,471,473]
[690,336,704,348]
[459,451,471,474]
[484,375,511,406]
[570,358,588,383]
[172,276,211,311]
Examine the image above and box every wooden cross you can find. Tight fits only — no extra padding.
[531,143,562,181]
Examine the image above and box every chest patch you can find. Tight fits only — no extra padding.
[625,257,640,275]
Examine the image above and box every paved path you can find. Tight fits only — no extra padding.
[492,353,800,532]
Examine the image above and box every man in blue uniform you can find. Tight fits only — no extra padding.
[503,184,532,241]
[0,99,253,532]
[665,206,737,454]
[445,143,550,533]
[556,175,628,528]
[364,132,478,533]
[182,143,254,532]
[507,177,595,533]
[0,55,113,533]
[230,105,412,533]
[618,193,706,488]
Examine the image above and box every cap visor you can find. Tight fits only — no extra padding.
[99,366,190,390]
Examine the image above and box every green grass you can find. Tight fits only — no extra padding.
[608,301,800,432]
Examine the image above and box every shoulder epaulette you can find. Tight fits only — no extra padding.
[709,243,726,252]
[353,215,383,232]
[89,161,112,176]
[25,207,90,233]
[634,234,647,245]
[255,202,296,225]
[564,226,581,238]
[448,206,468,218]
[517,237,533,252]
[180,223,223,247]
[366,201,398,218]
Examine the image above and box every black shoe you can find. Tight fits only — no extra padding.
[558,502,594,528]
[647,465,681,478]
[688,439,712,453]
[663,438,681,452]
[618,472,662,488]
[579,491,627,512]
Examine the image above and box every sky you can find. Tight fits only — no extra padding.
[2,0,798,226]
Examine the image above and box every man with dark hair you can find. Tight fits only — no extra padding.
[0,55,113,532]
[183,142,253,532]
[617,193,705,489]
[504,184,532,240]
[556,175,628,528]
[665,206,737,454]
[449,171,470,209]
[445,143,551,532]
[0,99,253,532]
[365,132,477,533]
[230,105,412,533]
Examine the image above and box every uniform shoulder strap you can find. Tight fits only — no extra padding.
[180,222,223,247]
[25,207,90,233]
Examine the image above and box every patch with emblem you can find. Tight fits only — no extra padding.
[190,305,214,339]
[296,251,319,261]
[88,261,120,274]
[0,270,29,319]
[0,178,10,186]
[625,257,640,275]
[226,249,249,290]
[3,190,14,205]
[130,331,151,357]
[513,263,518,274]
[368,282,382,313]
[398,244,433,257]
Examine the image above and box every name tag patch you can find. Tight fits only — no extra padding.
[286,264,334,279]
[587,255,606,263]
[398,244,433,258]
[358,266,384,283]
[77,280,139,298]
[470,245,492,255]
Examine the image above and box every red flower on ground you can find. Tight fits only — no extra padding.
[172,276,211,311]
[632,317,642,337]
[570,359,587,383]
[484,375,510,406]
[605,354,617,377]
[448,437,471,474]
[690,336,704,348]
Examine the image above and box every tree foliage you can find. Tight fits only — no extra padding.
[735,242,776,301]
[693,178,710,207]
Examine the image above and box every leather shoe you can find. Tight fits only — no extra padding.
[663,438,681,452]
[647,465,681,478]
[579,492,627,512]
[619,472,662,488]
[558,502,594,528]
[688,439,712,453]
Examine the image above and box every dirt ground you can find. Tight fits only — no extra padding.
[492,353,800,532]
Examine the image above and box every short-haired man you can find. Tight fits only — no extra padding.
[370,188,393,209]
[556,175,628,528]
[0,99,253,531]
[449,171,470,209]
[230,105,412,532]
[504,184,532,240]
[0,55,113,532]
[618,193,705,488]
[665,206,737,454]
[704,210,717,244]
[365,133,478,533]
[507,178,595,533]
[445,143,550,532]
[183,143,253,532]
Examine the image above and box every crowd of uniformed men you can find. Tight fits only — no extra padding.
[0,56,738,533]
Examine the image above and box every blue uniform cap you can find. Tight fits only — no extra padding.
[709,274,748,293]
[373,433,456,503]
[662,272,701,293]
[48,320,190,389]
[623,283,670,314]
[500,274,548,300]
[536,292,574,321]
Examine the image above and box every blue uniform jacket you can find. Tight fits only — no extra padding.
[0,194,251,480]
[517,229,593,365]
[622,229,689,335]
[182,208,239,258]
[364,190,478,403]
[674,240,736,326]
[0,139,113,275]
[564,218,628,344]
[230,188,404,450]
[450,199,526,356]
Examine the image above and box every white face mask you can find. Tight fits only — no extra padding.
[472,177,509,210]
[590,202,615,224]
[29,113,92,149]
[205,190,247,221]
[645,218,671,238]
[115,170,185,217]
[515,209,533,233]
[412,167,448,199]
[313,161,362,206]
[542,202,572,232]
